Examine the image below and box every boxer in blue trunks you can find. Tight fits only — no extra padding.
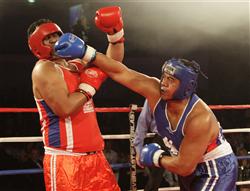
[52,30,238,191]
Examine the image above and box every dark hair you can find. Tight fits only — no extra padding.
[180,58,208,79]
[27,19,53,38]
[180,59,200,73]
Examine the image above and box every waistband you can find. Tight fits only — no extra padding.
[202,140,233,162]
[44,147,98,156]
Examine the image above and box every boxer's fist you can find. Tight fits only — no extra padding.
[68,59,85,72]
[95,6,124,43]
[55,33,96,63]
[80,67,107,90]
[78,67,107,100]
[140,143,166,167]
[95,6,123,34]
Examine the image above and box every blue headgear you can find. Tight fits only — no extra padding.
[161,58,200,100]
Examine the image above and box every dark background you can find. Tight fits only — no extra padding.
[0,0,249,190]
[0,0,249,108]
[0,0,249,134]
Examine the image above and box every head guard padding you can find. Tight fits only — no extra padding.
[162,58,199,100]
[28,23,62,59]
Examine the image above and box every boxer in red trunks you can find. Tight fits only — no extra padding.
[27,6,124,191]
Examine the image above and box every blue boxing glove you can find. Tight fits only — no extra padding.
[54,33,96,63]
[140,143,167,167]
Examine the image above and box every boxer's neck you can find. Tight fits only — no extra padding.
[54,59,78,72]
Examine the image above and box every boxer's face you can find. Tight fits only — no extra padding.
[43,32,60,57]
[43,32,60,45]
[160,73,180,100]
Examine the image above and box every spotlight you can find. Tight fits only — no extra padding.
[27,0,35,3]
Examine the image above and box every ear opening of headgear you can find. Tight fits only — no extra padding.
[161,58,200,100]
[28,22,63,59]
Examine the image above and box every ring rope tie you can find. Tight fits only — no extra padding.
[129,104,138,191]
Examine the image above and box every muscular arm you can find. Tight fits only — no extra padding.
[106,43,124,62]
[93,52,161,107]
[160,112,215,176]
[32,60,88,117]
[54,33,160,109]
[95,6,124,62]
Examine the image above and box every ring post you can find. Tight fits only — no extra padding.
[129,104,138,191]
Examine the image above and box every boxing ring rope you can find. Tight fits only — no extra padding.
[0,104,250,113]
[0,104,250,191]
[2,128,250,143]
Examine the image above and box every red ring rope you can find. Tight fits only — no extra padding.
[0,104,249,113]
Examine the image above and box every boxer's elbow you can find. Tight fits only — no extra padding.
[165,157,196,176]
[50,103,74,118]
[177,163,196,176]
[53,108,71,118]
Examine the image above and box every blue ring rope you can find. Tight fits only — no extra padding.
[1,156,250,176]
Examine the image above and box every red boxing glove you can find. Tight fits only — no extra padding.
[68,59,85,72]
[95,6,124,43]
[78,67,108,100]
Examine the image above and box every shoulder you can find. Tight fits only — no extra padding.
[33,59,56,72]
[185,100,214,135]
[32,60,60,80]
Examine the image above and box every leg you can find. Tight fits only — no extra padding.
[191,153,238,191]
